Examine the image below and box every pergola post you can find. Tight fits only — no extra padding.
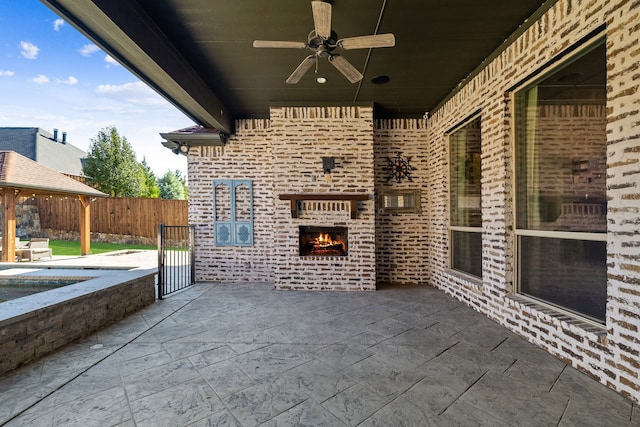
[1,189,18,262]
[78,195,91,255]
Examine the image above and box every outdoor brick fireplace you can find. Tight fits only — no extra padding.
[299,226,348,257]
[273,188,375,289]
[270,106,377,291]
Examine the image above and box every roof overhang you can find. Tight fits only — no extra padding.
[160,126,228,155]
[0,185,105,199]
[40,0,234,134]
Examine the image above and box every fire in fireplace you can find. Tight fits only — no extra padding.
[299,226,348,257]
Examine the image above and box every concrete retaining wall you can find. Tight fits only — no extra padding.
[0,270,156,375]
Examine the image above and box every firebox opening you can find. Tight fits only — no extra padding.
[299,226,348,257]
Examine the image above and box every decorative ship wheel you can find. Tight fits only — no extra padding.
[383,152,416,183]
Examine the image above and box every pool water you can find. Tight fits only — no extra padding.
[0,277,93,302]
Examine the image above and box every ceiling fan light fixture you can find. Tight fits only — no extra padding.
[316,45,331,58]
[316,76,328,84]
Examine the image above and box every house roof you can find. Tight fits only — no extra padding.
[41,0,558,135]
[0,128,87,176]
[0,151,105,198]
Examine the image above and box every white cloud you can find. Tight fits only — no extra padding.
[63,76,78,85]
[20,41,39,60]
[104,55,120,67]
[33,74,50,84]
[96,81,168,106]
[0,70,15,77]
[79,43,100,56]
[53,19,65,31]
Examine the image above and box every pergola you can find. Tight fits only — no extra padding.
[0,151,106,262]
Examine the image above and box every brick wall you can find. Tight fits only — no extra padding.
[423,0,640,403]
[188,106,376,290]
[374,119,430,285]
[605,0,640,400]
[189,119,274,283]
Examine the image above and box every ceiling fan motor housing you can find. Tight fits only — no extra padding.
[308,30,338,56]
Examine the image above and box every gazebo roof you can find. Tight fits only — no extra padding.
[0,151,105,197]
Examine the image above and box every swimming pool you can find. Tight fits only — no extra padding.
[0,276,94,302]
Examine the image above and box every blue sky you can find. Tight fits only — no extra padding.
[0,1,192,176]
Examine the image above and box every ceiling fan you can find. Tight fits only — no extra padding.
[253,1,395,84]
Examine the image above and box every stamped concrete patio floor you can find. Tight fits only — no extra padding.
[1,282,637,426]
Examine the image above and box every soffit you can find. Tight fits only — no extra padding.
[42,0,556,133]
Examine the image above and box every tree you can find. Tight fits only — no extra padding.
[173,169,188,199]
[140,157,161,198]
[158,170,187,200]
[82,126,144,197]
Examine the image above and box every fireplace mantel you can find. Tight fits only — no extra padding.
[279,193,370,219]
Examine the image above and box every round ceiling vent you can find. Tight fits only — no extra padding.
[371,75,390,85]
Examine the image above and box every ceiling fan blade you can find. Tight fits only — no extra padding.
[311,1,332,39]
[338,33,396,50]
[329,55,363,83]
[253,40,308,49]
[286,55,316,84]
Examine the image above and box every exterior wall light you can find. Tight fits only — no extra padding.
[322,156,335,182]
[173,144,189,155]
[322,156,335,174]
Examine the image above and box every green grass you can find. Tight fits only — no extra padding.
[48,240,156,256]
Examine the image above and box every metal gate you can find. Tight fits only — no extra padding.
[157,224,195,299]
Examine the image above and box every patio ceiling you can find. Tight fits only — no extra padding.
[41,0,557,134]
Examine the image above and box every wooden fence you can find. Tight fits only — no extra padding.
[30,197,188,240]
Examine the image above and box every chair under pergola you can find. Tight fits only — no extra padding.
[0,150,106,262]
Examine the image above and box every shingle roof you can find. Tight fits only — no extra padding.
[0,128,37,159]
[0,127,86,176]
[0,151,105,197]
